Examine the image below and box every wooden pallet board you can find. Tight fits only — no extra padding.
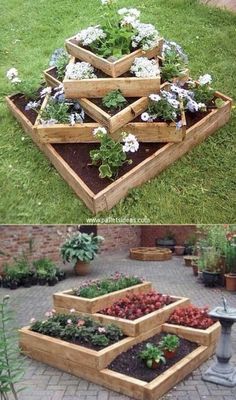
[19,323,216,400]
[130,247,172,261]
[53,281,152,314]
[162,322,221,346]
[6,91,232,214]
[65,36,163,78]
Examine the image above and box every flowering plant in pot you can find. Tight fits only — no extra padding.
[60,232,104,275]
[224,234,236,291]
[139,343,166,369]
[159,334,180,359]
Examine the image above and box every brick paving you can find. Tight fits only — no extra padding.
[1,252,236,400]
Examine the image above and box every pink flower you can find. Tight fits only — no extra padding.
[30,318,36,324]
[70,308,76,313]
[51,309,56,314]
[45,311,53,318]
[67,319,72,325]
[77,320,85,327]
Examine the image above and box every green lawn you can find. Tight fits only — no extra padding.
[0,0,235,224]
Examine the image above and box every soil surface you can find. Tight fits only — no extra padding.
[109,333,198,382]
[53,142,165,194]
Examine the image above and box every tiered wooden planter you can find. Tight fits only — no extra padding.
[53,281,152,314]
[63,58,160,99]
[19,323,216,400]
[65,36,163,78]
[54,295,190,337]
[130,247,172,261]
[6,90,232,214]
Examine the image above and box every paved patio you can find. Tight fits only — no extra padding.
[2,252,236,400]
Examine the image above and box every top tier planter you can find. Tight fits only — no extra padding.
[65,35,164,78]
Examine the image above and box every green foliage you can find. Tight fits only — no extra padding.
[159,334,180,352]
[148,97,180,122]
[40,99,70,123]
[55,53,70,80]
[33,258,57,279]
[197,247,221,273]
[139,343,166,368]
[225,237,236,274]
[10,80,39,100]
[90,134,128,179]
[73,274,142,298]
[60,232,104,264]
[189,81,215,105]
[0,296,25,400]
[161,51,187,82]
[30,314,123,347]
[102,90,128,111]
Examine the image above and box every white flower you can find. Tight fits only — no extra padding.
[101,0,113,4]
[11,77,21,84]
[65,62,97,80]
[141,112,151,122]
[30,318,36,324]
[187,99,199,112]
[93,127,107,136]
[132,23,160,51]
[67,319,72,325]
[122,133,139,153]
[40,118,58,126]
[98,327,106,333]
[40,87,52,98]
[167,98,180,109]
[198,103,207,111]
[70,308,76,313]
[76,26,106,47]
[198,74,212,86]
[121,15,139,28]
[6,68,18,81]
[69,114,76,126]
[176,120,183,130]
[130,57,160,78]
[149,94,161,102]
[25,101,41,111]
[172,112,177,119]
[118,8,140,19]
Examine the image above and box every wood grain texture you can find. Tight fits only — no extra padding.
[162,322,221,346]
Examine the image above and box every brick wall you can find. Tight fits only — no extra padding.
[141,225,197,246]
[0,225,141,273]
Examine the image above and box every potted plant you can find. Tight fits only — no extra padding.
[184,235,197,255]
[156,231,176,252]
[159,334,180,359]
[224,235,236,291]
[198,248,221,287]
[47,271,58,287]
[139,343,166,369]
[174,245,185,256]
[60,232,104,275]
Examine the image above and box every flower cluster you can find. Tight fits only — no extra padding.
[100,291,172,320]
[171,84,207,113]
[162,40,188,64]
[132,22,160,51]
[118,8,140,28]
[6,68,21,84]
[122,133,139,153]
[65,62,97,80]
[168,306,214,330]
[130,57,160,78]
[76,25,106,47]
[141,89,182,125]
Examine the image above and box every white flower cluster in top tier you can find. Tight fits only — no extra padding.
[130,57,160,78]
[65,62,97,80]
[132,23,160,51]
[122,133,139,153]
[6,68,21,84]
[76,26,106,46]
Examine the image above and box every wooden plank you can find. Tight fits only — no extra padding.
[162,322,221,346]
[65,36,163,78]
[92,297,190,337]
[44,67,61,88]
[53,281,152,314]
[19,327,135,370]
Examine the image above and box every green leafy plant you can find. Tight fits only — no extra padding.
[55,52,70,80]
[60,232,104,265]
[161,51,187,82]
[0,296,25,400]
[102,89,128,111]
[225,236,236,275]
[189,81,215,105]
[147,93,181,122]
[139,343,166,368]
[197,247,221,273]
[40,98,70,123]
[159,334,180,352]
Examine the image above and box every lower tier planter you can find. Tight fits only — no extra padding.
[130,247,172,261]
[53,281,152,314]
[162,322,221,346]
[19,324,215,400]
[6,91,232,214]
[65,36,163,78]
[90,296,190,337]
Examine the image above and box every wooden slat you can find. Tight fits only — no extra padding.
[162,322,221,346]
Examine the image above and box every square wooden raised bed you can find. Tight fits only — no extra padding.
[19,326,135,370]
[63,57,160,99]
[19,323,216,400]
[53,281,152,314]
[65,36,163,78]
[162,321,221,346]
[91,296,190,336]
[6,90,232,214]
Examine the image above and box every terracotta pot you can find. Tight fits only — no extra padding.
[224,274,236,292]
[74,260,90,276]
[164,349,177,359]
[174,246,185,256]
[192,263,198,276]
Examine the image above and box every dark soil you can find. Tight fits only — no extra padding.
[90,97,139,117]
[109,333,198,382]
[53,142,165,194]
